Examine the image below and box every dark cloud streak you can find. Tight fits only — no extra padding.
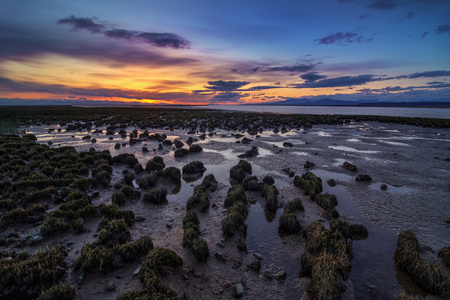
[315,32,373,45]
[204,80,250,91]
[263,64,314,73]
[57,15,105,33]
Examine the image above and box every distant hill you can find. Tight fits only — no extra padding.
[253,98,450,107]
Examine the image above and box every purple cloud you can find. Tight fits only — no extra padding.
[204,80,250,91]
[291,74,374,88]
[435,24,450,35]
[263,64,314,73]
[301,72,328,82]
[57,16,105,33]
[315,32,373,45]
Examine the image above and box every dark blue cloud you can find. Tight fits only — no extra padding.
[104,29,190,49]
[291,74,374,88]
[421,32,429,38]
[408,70,450,78]
[210,92,244,103]
[263,64,314,73]
[57,16,105,33]
[435,24,450,35]
[315,32,373,45]
[204,80,250,91]
[301,72,328,82]
[58,16,190,49]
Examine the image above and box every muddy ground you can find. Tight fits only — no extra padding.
[5,121,450,299]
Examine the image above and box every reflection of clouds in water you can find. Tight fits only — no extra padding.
[329,145,379,154]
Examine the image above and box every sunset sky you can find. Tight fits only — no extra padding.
[1,0,449,105]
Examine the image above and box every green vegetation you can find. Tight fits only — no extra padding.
[146,156,165,172]
[221,183,248,237]
[315,193,339,218]
[224,185,247,207]
[242,176,262,191]
[143,187,168,204]
[99,204,135,226]
[294,172,323,201]
[438,246,450,267]
[395,230,449,296]
[186,185,209,211]
[0,245,67,299]
[138,172,158,189]
[261,185,279,212]
[182,161,206,174]
[230,160,252,182]
[301,221,354,300]
[162,167,181,184]
[37,283,76,300]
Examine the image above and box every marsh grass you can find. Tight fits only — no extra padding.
[301,221,353,300]
[37,283,76,300]
[0,245,67,299]
[395,231,450,296]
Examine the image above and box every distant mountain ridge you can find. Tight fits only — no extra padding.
[254,98,450,107]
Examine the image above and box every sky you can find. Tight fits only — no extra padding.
[1,0,449,105]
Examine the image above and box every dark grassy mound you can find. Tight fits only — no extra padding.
[394,230,449,296]
[294,172,323,201]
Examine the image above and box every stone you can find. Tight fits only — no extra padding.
[216,242,225,248]
[327,179,337,187]
[274,270,286,280]
[356,174,373,182]
[283,142,293,147]
[380,184,388,190]
[136,216,146,222]
[104,282,116,292]
[25,235,43,246]
[133,266,141,276]
[304,161,315,168]
[215,251,226,261]
[248,258,261,271]
[342,161,358,172]
[253,253,262,260]
[234,283,244,298]
[166,224,173,229]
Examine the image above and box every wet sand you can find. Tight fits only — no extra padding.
[11,121,450,299]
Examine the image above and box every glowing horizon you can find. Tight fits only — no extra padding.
[1,1,449,105]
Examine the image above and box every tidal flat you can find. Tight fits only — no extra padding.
[0,107,449,300]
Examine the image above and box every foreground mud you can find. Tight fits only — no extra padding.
[1,117,449,300]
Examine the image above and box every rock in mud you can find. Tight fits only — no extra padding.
[274,270,286,280]
[25,235,43,245]
[327,179,336,187]
[342,161,358,172]
[356,174,373,182]
[380,184,388,190]
[215,251,226,261]
[283,142,293,147]
[304,161,315,168]
[234,283,244,298]
[248,258,261,272]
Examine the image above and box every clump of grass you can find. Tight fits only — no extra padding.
[224,185,247,207]
[94,170,111,187]
[120,185,141,200]
[174,148,189,158]
[183,223,200,247]
[294,172,323,200]
[143,187,167,204]
[221,186,248,237]
[301,221,353,300]
[201,174,217,192]
[0,208,28,228]
[146,156,165,172]
[315,193,339,218]
[112,191,126,206]
[183,210,199,228]
[192,238,209,262]
[395,230,450,296]
[124,172,135,185]
[263,175,275,185]
[261,185,279,212]
[138,172,158,189]
[141,248,183,275]
[438,246,450,267]
[242,176,262,191]
[99,204,135,226]
[285,197,304,212]
[230,160,252,182]
[395,290,424,300]
[182,161,206,174]
[98,218,131,246]
[37,283,76,300]
[186,185,209,211]
[162,167,181,184]
[0,245,67,299]
[279,212,301,234]
[189,144,203,153]
[41,216,71,237]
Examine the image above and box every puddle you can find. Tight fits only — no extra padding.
[328,145,380,154]
[244,201,300,279]
[347,138,361,142]
[368,183,414,194]
[292,151,310,156]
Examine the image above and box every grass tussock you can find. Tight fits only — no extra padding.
[315,193,339,218]
[182,161,206,174]
[143,187,168,204]
[294,172,323,201]
[230,160,252,182]
[0,245,68,299]
[301,221,353,300]
[438,246,450,267]
[395,230,450,296]
[261,185,279,212]
[162,167,181,184]
[37,283,76,300]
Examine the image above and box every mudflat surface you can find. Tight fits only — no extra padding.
[8,121,450,299]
